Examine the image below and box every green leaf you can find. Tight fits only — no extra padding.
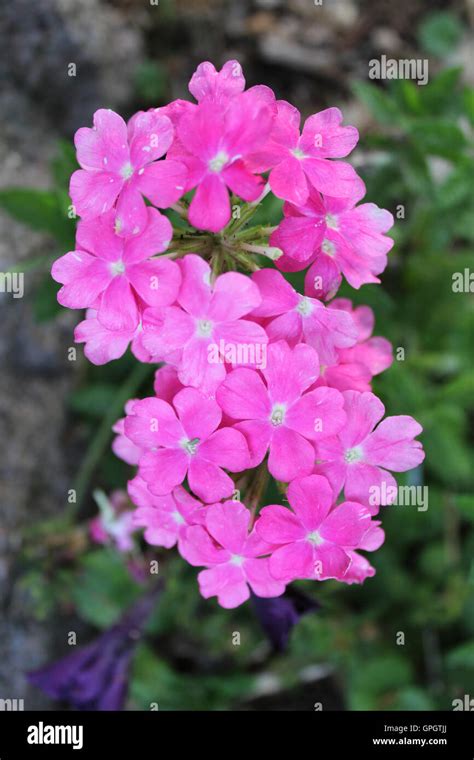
[33,277,62,322]
[418,11,463,57]
[69,384,117,418]
[352,81,401,125]
[408,119,467,160]
[447,641,474,670]
[72,548,142,628]
[0,188,75,246]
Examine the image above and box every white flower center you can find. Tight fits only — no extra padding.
[172,510,185,525]
[296,296,313,317]
[291,147,306,160]
[208,151,229,173]
[270,404,286,426]
[196,319,213,338]
[230,554,244,566]
[110,260,126,276]
[322,239,336,257]
[307,530,324,546]
[325,213,338,230]
[182,437,200,456]
[120,162,134,179]
[344,446,363,464]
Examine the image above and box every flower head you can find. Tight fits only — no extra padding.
[216,340,346,482]
[256,474,373,582]
[314,390,425,511]
[124,387,250,502]
[52,207,180,332]
[180,500,285,608]
[70,109,187,236]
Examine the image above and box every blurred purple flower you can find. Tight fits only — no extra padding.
[251,587,319,652]
[27,583,162,711]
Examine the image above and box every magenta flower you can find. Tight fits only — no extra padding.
[256,474,372,582]
[272,187,394,287]
[314,390,425,511]
[247,101,363,205]
[124,387,250,502]
[52,207,180,332]
[342,522,385,584]
[188,59,246,104]
[142,254,268,393]
[216,340,346,482]
[180,500,286,608]
[153,365,184,402]
[169,92,275,231]
[111,401,143,466]
[70,108,187,236]
[251,269,357,365]
[128,478,206,552]
[74,307,152,366]
[312,299,393,392]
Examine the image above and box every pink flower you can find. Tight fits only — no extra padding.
[169,92,275,231]
[180,500,285,608]
[153,365,184,403]
[74,307,152,365]
[188,60,246,104]
[256,474,372,582]
[247,102,363,205]
[250,269,357,365]
[52,208,180,332]
[89,490,137,553]
[128,478,206,552]
[272,187,394,288]
[313,299,393,392]
[112,400,143,465]
[124,387,250,502]
[342,521,385,584]
[216,340,346,482]
[314,390,425,512]
[70,109,187,236]
[142,254,268,393]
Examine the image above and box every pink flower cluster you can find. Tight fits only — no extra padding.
[53,60,425,609]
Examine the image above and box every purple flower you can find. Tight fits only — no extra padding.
[251,587,319,652]
[27,584,162,711]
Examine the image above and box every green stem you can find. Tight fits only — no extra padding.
[70,362,154,518]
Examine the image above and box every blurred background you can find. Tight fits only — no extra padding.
[0,0,473,710]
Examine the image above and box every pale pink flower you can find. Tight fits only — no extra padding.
[128,477,206,552]
[70,109,187,236]
[153,365,184,402]
[216,340,346,482]
[74,307,152,366]
[142,254,268,393]
[124,387,250,502]
[169,92,275,231]
[256,474,372,582]
[52,208,180,332]
[272,186,394,288]
[180,500,286,608]
[314,390,425,512]
[312,299,393,392]
[250,269,357,365]
[342,521,385,584]
[247,102,363,204]
[111,400,143,466]
[189,60,246,104]
[89,490,137,553]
